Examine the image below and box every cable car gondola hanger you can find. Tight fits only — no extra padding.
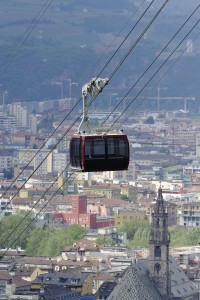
[70,77,130,172]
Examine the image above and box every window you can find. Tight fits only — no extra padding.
[71,278,78,284]
[85,138,105,158]
[107,137,128,158]
[155,246,161,257]
[70,138,81,168]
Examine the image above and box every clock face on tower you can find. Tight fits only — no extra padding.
[155,262,161,272]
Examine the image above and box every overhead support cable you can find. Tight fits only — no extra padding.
[0,0,155,204]
[100,3,200,127]
[4,1,194,255]
[0,0,55,76]
[0,0,166,213]
[96,0,156,78]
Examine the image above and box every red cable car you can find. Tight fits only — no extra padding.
[69,77,130,172]
[70,133,129,172]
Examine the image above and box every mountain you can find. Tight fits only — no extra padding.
[0,0,199,113]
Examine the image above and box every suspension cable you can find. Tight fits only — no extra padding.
[111,17,200,128]
[100,4,200,127]
[0,0,165,211]
[0,1,175,253]
[96,0,156,78]
[119,36,200,128]
[0,0,55,76]
[0,0,156,205]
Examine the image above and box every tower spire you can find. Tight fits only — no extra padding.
[148,187,171,299]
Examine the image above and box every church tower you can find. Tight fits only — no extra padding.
[148,187,171,299]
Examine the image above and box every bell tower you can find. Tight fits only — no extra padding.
[148,187,171,299]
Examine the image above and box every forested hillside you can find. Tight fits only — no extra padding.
[0,0,200,112]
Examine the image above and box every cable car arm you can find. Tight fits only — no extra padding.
[78,77,109,134]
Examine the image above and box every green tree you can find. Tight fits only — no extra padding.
[120,195,130,202]
[96,236,115,246]
[25,228,50,255]
[168,226,186,247]
[0,213,35,249]
[25,224,86,256]
[129,227,151,248]
[117,219,150,240]
[144,116,155,124]
[187,227,200,245]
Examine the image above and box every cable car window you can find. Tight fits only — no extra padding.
[70,138,81,168]
[85,140,91,157]
[85,138,105,158]
[107,138,128,158]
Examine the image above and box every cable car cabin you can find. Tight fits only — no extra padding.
[70,134,129,172]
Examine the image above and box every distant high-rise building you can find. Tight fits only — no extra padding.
[7,102,37,134]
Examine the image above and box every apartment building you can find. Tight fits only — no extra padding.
[179,202,200,227]
[17,148,68,176]
[191,173,200,192]
[18,148,52,175]
[0,149,16,173]
[7,102,37,133]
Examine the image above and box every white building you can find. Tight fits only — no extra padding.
[7,102,37,134]
[179,202,200,227]
[0,198,12,217]
[52,150,68,175]
[18,149,52,175]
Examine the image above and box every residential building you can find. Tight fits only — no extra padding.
[31,271,93,296]
[191,173,200,192]
[19,186,60,199]
[0,182,20,198]
[88,161,137,182]
[8,102,28,128]
[0,115,17,134]
[40,286,81,300]
[0,198,12,217]
[58,98,72,110]
[18,149,52,175]
[112,161,138,182]
[179,202,200,227]
[28,113,37,134]
[87,203,111,217]
[83,184,121,199]
[114,210,147,226]
[195,133,200,157]
[52,150,68,175]
[54,194,114,229]
[12,131,33,146]
[7,102,37,134]
[0,149,16,173]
